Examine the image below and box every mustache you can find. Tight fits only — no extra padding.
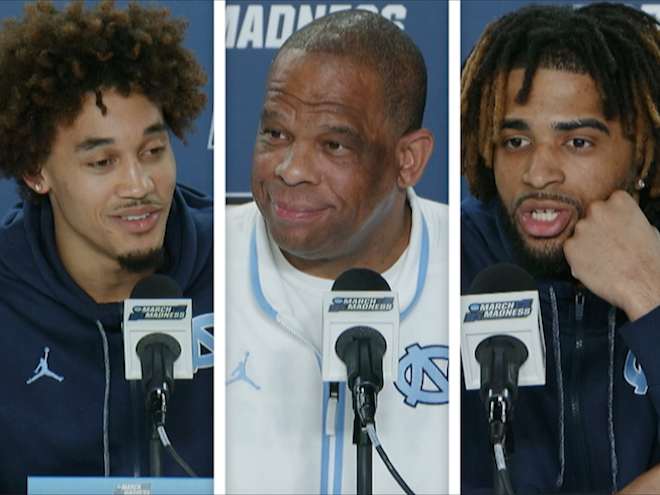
[113,198,164,209]
[513,192,584,217]
[109,197,166,216]
[266,185,326,206]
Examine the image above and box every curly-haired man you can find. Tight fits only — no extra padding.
[0,1,212,490]
[461,3,660,493]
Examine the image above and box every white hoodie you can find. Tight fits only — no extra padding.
[226,190,449,494]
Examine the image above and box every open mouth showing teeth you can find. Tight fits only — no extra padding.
[518,205,572,238]
[531,209,558,222]
[123,213,150,221]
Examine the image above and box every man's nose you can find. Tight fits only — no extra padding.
[117,158,155,198]
[274,141,320,186]
[522,144,565,189]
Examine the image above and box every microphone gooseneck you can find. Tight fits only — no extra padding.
[131,274,184,423]
[136,333,181,425]
[467,263,534,427]
[335,326,386,424]
[332,268,390,426]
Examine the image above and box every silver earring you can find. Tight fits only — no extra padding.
[34,184,41,192]
[636,178,646,191]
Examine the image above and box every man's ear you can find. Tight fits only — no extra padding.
[23,170,51,195]
[395,128,434,189]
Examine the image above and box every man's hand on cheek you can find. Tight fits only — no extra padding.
[563,190,660,321]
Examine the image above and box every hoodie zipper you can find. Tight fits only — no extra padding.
[571,291,584,429]
[569,289,591,490]
[277,313,345,492]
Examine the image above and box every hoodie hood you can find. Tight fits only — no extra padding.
[0,184,212,329]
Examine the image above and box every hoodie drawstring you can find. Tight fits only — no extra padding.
[607,306,618,493]
[96,320,111,476]
[548,286,566,489]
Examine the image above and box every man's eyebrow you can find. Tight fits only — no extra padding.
[144,122,168,135]
[501,118,530,131]
[500,117,611,136]
[320,124,361,139]
[321,125,363,143]
[259,109,284,124]
[75,122,168,152]
[552,118,610,135]
[75,137,114,152]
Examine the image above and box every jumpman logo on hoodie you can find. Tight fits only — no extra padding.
[226,351,260,390]
[26,347,64,384]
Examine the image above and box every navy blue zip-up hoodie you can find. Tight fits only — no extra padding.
[0,185,213,493]
[462,196,660,494]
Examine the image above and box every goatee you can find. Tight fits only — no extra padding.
[497,199,573,279]
[117,247,166,273]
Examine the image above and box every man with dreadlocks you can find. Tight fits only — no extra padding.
[0,1,212,491]
[461,3,660,494]
[226,9,448,494]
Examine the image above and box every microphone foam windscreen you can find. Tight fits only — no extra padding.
[331,267,391,291]
[467,263,536,295]
[131,274,183,298]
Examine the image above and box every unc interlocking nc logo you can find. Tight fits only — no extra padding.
[395,343,448,407]
[193,313,214,372]
[624,350,648,395]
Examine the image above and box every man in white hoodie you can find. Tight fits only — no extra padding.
[227,9,448,494]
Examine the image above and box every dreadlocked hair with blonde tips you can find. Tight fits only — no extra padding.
[0,0,207,202]
[461,3,660,202]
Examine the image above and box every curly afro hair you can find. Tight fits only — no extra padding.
[0,0,207,200]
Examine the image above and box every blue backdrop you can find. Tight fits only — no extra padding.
[226,0,448,204]
[0,0,213,215]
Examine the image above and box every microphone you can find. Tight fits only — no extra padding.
[461,263,546,407]
[123,274,194,419]
[321,268,399,396]
[122,274,198,477]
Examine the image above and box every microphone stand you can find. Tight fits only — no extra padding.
[149,424,162,476]
[352,380,379,495]
[137,334,180,477]
[147,387,168,476]
[336,327,386,495]
[475,335,528,495]
[355,417,372,495]
[487,392,514,495]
